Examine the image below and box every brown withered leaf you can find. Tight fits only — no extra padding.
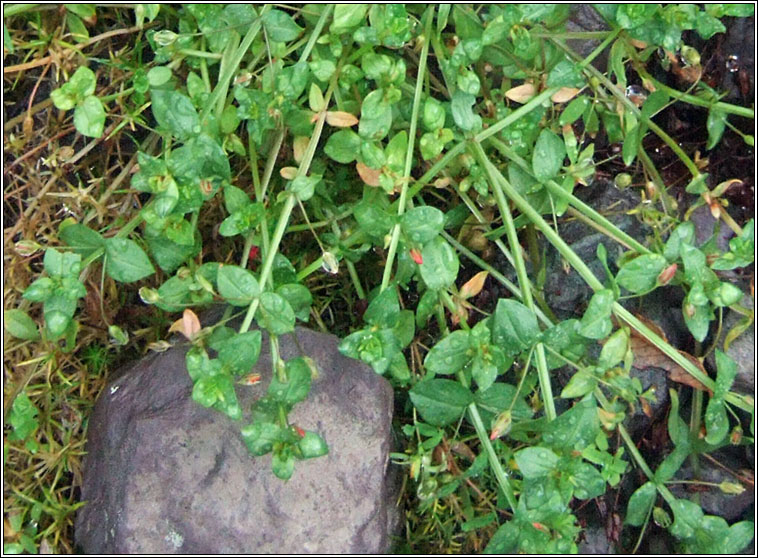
[505,82,536,103]
[460,271,488,300]
[628,314,709,392]
[279,166,298,180]
[325,110,359,127]
[169,308,202,341]
[551,87,580,103]
[356,161,382,186]
[293,136,309,164]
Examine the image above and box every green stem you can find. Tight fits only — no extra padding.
[200,7,267,125]
[486,136,651,255]
[441,231,553,327]
[471,142,556,421]
[576,27,620,69]
[634,67,754,119]
[381,8,433,292]
[467,402,518,510]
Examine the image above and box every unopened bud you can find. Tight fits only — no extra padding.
[15,239,42,256]
[409,248,423,265]
[681,46,700,67]
[490,409,512,440]
[653,506,671,528]
[719,480,745,495]
[730,425,743,445]
[139,287,160,305]
[154,30,178,47]
[321,251,339,274]
[657,263,678,286]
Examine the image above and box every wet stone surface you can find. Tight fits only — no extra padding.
[75,317,400,554]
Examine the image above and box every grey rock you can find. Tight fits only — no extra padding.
[76,322,399,554]
[622,366,671,438]
[690,204,734,253]
[578,525,615,554]
[670,450,754,522]
[706,294,754,395]
[566,5,610,70]
[542,180,651,320]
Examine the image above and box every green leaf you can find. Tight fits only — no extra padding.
[276,283,312,322]
[331,4,368,34]
[23,277,55,303]
[59,223,105,258]
[474,382,533,423]
[268,357,312,406]
[241,421,286,456]
[73,95,105,138]
[401,206,445,246]
[722,521,755,554]
[409,378,474,426]
[258,292,295,335]
[532,129,566,182]
[288,174,319,201]
[365,287,400,328]
[298,431,329,459]
[546,59,583,88]
[570,461,606,500]
[44,247,81,277]
[683,303,710,343]
[670,498,703,540]
[7,393,39,441]
[151,89,200,141]
[324,129,361,163]
[43,295,76,339]
[424,330,472,376]
[262,9,303,42]
[704,397,728,445]
[578,289,614,339]
[622,123,640,167]
[419,237,459,290]
[694,11,726,39]
[68,66,97,97]
[223,185,250,214]
[451,90,482,132]
[625,481,657,526]
[104,238,155,283]
[616,253,668,293]
[422,97,446,131]
[560,370,597,399]
[339,327,398,375]
[272,447,295,480]
[514,446,559,478]
[559,96,589,126]
[4,310,40,341]
[211,330,262,374]
[542,395,599,450]
[706,109,727,150]
[663,221,695,262]
[492,299,540,357]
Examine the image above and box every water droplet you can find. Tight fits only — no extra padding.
[625,84,648,106]
[726,55,740,73]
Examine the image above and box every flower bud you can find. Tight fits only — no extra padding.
[490,409,512,440]
[719,480,745,495]
[139,287,160,305]
[15,239,42,257]
[154,30,178,47]
[657,263,677,286]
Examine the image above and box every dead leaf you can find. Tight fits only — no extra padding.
[551,87,580,103]
[356,161,382,186]
[505,82,536,103]
[238,373,262,385]
[169,308,201,341]
[460,271,488,299]
[293,136,309,164]
[326,110,359,127]
[628,314,709,392]
[279,166,298,180]
[629,38,648,49]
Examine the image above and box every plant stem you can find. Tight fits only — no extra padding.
[486,136,652,255]
[466,402,518,510]
[381,7,433,292]
[472,142,556,421]
[200,7,268,124]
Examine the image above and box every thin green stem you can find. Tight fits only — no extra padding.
[486,136,651,255]
[381,7,433,292]
[471,142,556,422]
[576,27,620,69]
[200,7,267,124]
[467,402,518,510]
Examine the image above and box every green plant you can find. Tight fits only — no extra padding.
[8,3,755,553]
